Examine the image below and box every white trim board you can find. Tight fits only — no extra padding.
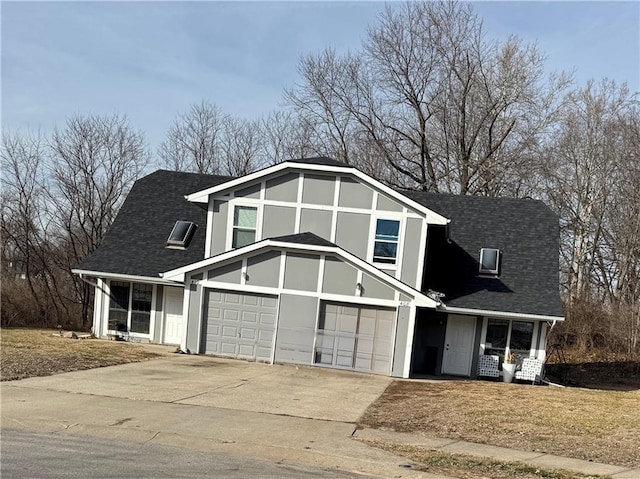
[439,305,564,322]
[185,161,450,225]
[73,269,180,286]
[161,238,438,308]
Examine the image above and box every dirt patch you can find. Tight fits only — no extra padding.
[1,328,162,381]
[358,380,640,468]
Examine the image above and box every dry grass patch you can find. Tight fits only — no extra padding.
[367,441,609,479]
[359,380,640,468]
[1,328,162,381]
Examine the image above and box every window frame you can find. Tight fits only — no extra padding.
[228,202,261,250]
[481,317,539,361]
[106,280,155,338]
[371,217,402,267]
[166,220,197,248]
[479,248,501,275]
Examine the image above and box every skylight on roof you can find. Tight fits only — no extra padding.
[479,248,501,275]
[167,221,196,248]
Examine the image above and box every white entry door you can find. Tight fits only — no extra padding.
[442,314,476,376]
[163,287,186,345]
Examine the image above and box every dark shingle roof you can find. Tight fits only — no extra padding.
[268,232,337,248]
[78,170,232,278]
[403,191,564,318]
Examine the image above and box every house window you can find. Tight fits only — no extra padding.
[108,282,153,335]
[232,205,257,248]
[167,221,196,248]
[479,248,500,275]
[484,318,535,359]
[373,219,400,264]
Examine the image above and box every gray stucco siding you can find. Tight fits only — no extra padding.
[246,251,281,288]
[301,174,335,205]
[322,256,358,295]
[275,294,318,364]
[400,217,423,287]
[391,306,410,377]
[283,253,320,292]
[361,274,395,300]
[335,212,370,259]
[299,208,332,241]
[210,200,228,256]
[235,182,261,199]
[338,177,373,209]
[207,261,242,284]
[376,193,403,212]
[262,205,296,239]
[265,173,299,202]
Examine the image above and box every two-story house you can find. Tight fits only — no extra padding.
[74,157,564,378]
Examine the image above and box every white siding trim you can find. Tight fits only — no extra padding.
[72,269,178,286]
[186,162,449,224]
[180,283,191,352]
[415,219,429,290]
[294,173,303,234]
[440,306,564,322]
[278,252,286,289]
[403,304,417,378]
[317,255,326,294]
[330,176,340,242]
[205,196,214,258]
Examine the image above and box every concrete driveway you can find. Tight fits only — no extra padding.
[7,350,392,423]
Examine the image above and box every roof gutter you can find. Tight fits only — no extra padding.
[438,304,565,322]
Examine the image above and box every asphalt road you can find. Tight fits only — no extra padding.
[1,428,371,479]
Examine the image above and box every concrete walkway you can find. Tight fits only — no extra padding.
[354,428,640,478]
[2,352,638,478]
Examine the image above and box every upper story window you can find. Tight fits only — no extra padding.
[373,219,400,264]
[167,221,196,248]
[479,248,501,275]
[232,205,258,248]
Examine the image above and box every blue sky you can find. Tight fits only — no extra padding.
[3,1,639,156]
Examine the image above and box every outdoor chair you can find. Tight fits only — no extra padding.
[515,357,544,384]
[477,354,500,378]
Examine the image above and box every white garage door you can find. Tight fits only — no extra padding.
[314,302,396,374]
[204,289,278,361]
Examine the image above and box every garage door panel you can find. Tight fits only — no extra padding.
[242,311,258,324]
[260,312,276,326]
[204,289,277,362]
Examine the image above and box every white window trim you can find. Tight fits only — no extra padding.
[369,216,403,269]
[226,201,262,251]
[106,280,155,338]
[481,317,539,359]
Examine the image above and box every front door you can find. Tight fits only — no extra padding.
[442,314,476,376]
[163,287,186,345]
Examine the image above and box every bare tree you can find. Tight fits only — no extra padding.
[286,0,570,194]
[49,114,149,327]
[221,117,265,176]
[1,131,56,324]
[158,100,227,174]
[261,110,319,165]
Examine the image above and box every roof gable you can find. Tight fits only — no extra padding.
[185,159,449,225]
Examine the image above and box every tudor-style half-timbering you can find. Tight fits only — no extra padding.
[200,165,444,291]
